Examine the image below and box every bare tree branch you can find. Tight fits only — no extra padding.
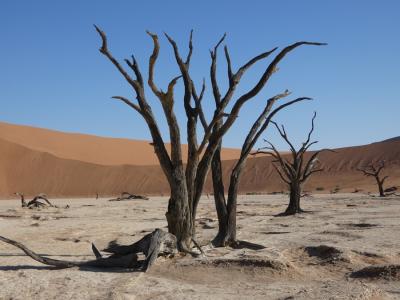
[270,120,297,156]
[112,96,143,115]
[95,25,173,179]
[94,25,140,91]
[125,55,143,86]
[192,79,207,130]
[146,31,163,98]
[210,33,227,105]
[185,30,194,66]
[224,45,234,85]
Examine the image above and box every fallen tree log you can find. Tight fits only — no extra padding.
[0,229,177,271]
[109,192,149,201]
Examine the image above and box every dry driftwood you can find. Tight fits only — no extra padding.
[109,192,149,202]
[0,229,177,271]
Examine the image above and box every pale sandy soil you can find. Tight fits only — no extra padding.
[0,194,400,299]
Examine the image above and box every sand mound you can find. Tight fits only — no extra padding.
[147,254,296,286]
[201,257,290,270]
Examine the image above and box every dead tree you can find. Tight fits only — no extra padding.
[357,161,388,197]
[109,192,149,201]
[253,112,331,215]
[95,25,325,249]
[0,229,176,271]
[211,91,312,246]
[15,193,54,208]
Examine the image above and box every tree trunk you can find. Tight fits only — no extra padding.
[224,195,237,245]
[212,149,243,247]
[377,178,385,197]
[165,167,193,250]
[284,183,302,215]
[211,144,229,246]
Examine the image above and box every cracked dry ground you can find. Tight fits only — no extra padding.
[0,193,399,299]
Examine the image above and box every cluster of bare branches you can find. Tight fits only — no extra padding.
[15,192,69,209]
[357,161,390,197]
[253,113,333,215]
[15,192,54,208]
[94,25,325,250]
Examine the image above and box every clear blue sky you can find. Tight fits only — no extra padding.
[1,1,399,150]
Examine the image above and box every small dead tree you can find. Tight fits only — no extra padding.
[211,91,312,246]
[253,112,331,215]
[94,25,325,249]
[357,161,388,197]
[15,193,54,208]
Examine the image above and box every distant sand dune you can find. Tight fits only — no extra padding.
[0,122,242,166]
[0,122,399,198]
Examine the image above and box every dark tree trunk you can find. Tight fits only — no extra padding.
[212,152,244,247]
[211,117,241,247]
[225,183,239,245]
[165,168,192,250]
[284,183,302,215]
[377,178,385,197]
[211,144,229,246]
[211,94,310,246]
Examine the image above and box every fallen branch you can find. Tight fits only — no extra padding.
[109,192,149,201]
[0,229,177,271]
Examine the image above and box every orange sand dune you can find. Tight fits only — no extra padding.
[220,137,400,194]
[0,127,399,198]
[0,137,168,197]
[0,122,242,166]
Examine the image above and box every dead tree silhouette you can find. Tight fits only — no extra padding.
[253,112,332,215]
[211,90,312,246]
[93,25,325,250]
[15,193,54,208]
[357,160,388,197]
[0,28,325,270]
